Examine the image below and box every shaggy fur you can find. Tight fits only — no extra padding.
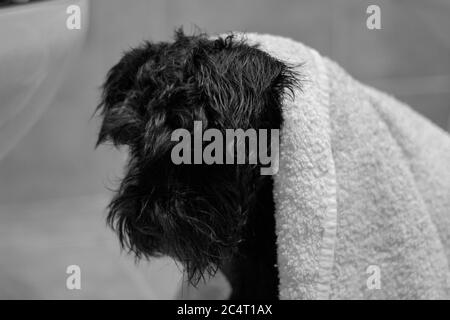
[96,29,299,299]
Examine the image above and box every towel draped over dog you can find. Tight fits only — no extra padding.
[238,33,450,299]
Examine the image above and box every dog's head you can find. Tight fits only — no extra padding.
[96,30,298,283]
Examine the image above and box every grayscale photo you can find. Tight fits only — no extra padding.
[0,0,449,305]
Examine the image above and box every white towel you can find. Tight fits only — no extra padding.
[241,33,450,299]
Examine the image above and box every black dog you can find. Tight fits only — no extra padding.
[96,29,299,299]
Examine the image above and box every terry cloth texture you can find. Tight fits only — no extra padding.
[239,33,450,300]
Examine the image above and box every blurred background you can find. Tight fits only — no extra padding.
[0,0,449,299]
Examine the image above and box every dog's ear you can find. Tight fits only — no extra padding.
[256,56,300,129]
[188,35,299,130]
[96,42,159,147]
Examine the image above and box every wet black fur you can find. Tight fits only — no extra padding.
[96,29,299,299]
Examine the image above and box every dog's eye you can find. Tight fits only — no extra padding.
[97,102,143,147]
